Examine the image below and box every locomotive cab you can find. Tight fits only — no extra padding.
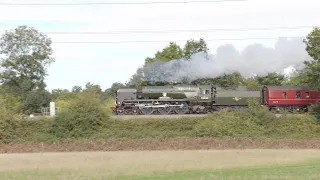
[116,88,137,105]
[198,85,216,102]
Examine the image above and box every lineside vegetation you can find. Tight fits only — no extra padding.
[1,93,320,144]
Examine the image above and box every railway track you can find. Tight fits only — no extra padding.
[110,113,304,120]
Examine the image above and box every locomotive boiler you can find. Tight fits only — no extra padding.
[113,84,261,115]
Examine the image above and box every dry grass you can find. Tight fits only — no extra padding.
[3,137,320,153]
[1,149,320,177]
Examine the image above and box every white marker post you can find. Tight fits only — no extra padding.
[50,102,56,117]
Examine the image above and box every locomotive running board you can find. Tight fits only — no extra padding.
[124,99,189,102]
[135,104,184,108]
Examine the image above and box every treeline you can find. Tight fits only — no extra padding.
[0,25,319,115]
[0,25,313,116]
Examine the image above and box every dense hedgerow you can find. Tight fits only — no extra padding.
[49,92,110,138]
[0,97,24,143]
[92,117,201,139]
[309,103,320,124]
[1,97,320,143]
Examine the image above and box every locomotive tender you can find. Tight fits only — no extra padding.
[112,84,320,115]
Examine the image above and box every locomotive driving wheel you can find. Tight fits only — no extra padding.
[116,109,125,115]
[157,102,173,115]
[139,103,155,115]
[174,101,189,114]
[131,107,139,115]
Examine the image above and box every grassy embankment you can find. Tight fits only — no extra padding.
[1,96,320,151]
[2,109,320,142]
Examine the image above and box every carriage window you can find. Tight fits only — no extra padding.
[204,90,210,94]
[296,91,301,98]
[282,92,286,98]
[305,92,310,98]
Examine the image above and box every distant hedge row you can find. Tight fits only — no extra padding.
[1,96,320,144]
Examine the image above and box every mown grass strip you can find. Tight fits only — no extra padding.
[1,157,319,180]
[116,158,320,180]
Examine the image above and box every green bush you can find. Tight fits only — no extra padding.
[93,117,200,139]
[0,93,22,114]
[50,92,109,138]
[0,97,24,143]
[18,117,55,142]
[0,118,21,143]
[246,97,276,125]
[194,110,264,137]
[263,114,319,139]
[309,103,320,124]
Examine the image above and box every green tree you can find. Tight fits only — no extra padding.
[218,72,244,87]
[299,61,320,89]
[82,82,104,101]
[183,38,209,59]
[0,26,55,96]
[286,27,320,89]
[83,82,102,95]
[296,27,320,89]
[0,87,22,113]
[256,72,286,86]
[21,89,52,115]
[136,80,149,87]
[127,67,145,86]
[51,88,69,100]
[144,42,183,64]
[304,27,320,60]
[243,77,262,90]
[105,82,126,97]
[71,85,82,93]
[192,72,244,87]
[54,90,77,111]
[292,27,320,123]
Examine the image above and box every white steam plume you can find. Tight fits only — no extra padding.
[142,37,312,83]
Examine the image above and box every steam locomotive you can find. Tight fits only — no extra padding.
[112,84,320,115]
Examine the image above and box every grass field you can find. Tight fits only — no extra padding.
[1,149,320,180]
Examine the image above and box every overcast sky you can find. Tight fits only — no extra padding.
[0,0,319,91]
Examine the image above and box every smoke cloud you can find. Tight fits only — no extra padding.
[142,37,312,83]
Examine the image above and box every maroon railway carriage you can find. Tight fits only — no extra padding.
[261,86,320,112]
